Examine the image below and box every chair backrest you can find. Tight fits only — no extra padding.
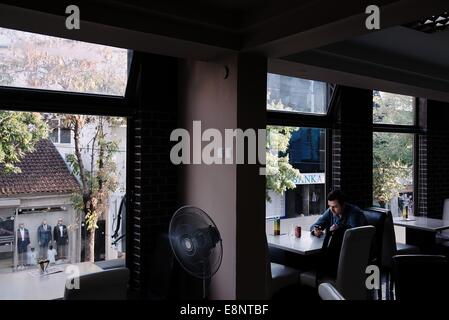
[443,199,449,221]
[95,258,126,270]
[381,210,398,268]
[336,225,375,300]
[392,254,449,300]
[318,283,345,300]
[363,208,388,264]
[64,267,129,300]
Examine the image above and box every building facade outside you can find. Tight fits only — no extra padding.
[49,116,127,260]
[0,139,80,271]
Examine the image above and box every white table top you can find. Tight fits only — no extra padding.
[267,233,324,255]
[393,216,449,232]
[0,262,103,300]
[266,215,324,255]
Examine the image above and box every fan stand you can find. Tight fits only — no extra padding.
[202,261,211,300]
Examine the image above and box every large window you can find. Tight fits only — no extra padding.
[0,27,129,96]
[372,91,416,216]
[267,73,328,114]
[0,110,127,273]
[266,126,326,219]
[266,74,330,219]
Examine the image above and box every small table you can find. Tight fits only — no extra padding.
[393,216,449,248]
[0,262,103,300]
[266,216,324,256]
[267,233,324,255]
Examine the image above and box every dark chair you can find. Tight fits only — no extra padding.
[95,258,126,270]
[392,254,449,300]
[336,226,376,299]
[362,208,387,299]
[300,226,376,300]
[265,236,300,298]
[318,283,345,300]
[436,198,449,244]
[365,207,420,299]
[64,267,129,300]
[362,208,387,263]
[382,209,420,299]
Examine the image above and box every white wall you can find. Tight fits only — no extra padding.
[178,55,267,299]
[179,59,237,299]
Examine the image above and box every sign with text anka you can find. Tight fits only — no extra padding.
[294,173,325,185]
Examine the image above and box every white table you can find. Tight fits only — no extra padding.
[393,216,449,232]
[267,233,324,255]
[393,216,449,248]
[0,262,103,300]
[266,215,324,255]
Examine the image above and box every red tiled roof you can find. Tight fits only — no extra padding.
[0,139,80,196]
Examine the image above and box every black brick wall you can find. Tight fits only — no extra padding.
[418,133,428,216]
[128,53,179,293]
[419,99,449,218]
[332,86,373,209]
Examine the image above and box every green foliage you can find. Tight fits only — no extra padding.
[266,125,300,202]
[70,192,84,213]
[65,116,120,234]
[373,97,414,206]
[85,209,99,231]
[373,91,414,125]
[0,111,48,173]
[66,153,80,176]
[265,99,301,202]
[373,157,411,205]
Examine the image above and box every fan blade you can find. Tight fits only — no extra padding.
[169,206,223,279]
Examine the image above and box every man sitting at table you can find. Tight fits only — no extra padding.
[310,190,367,277]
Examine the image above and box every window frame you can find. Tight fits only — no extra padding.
[373,91,417,127]
[0,49,142,273]
[266,75,335,219]
[48,118,71,144]
[372,96,423,213]
[0,26,132,97]
[267,73,331,117]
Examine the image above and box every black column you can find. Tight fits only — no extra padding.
[419,99,449,218]
[332,86,373,209]
[128,53,179,294]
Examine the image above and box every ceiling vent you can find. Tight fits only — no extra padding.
[404,12,449,33]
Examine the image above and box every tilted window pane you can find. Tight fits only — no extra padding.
[373,91,415,125]
[0,27,128,96]
[267,73,328,114]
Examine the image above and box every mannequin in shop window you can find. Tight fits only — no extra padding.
[53,219,68,262]
[37,220,52,260]
[310,191,320,215]
[17,223,30,269]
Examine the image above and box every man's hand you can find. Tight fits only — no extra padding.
[312,226,323,237]
[329,224,339,232]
